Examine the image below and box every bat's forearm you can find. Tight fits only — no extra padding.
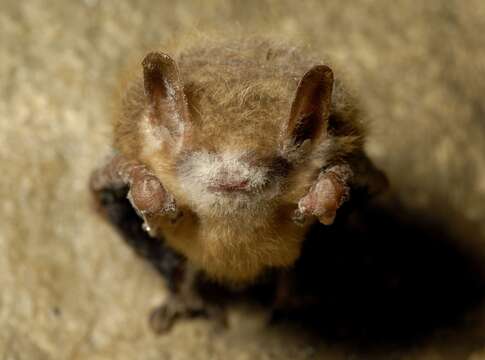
[90,154,145,190]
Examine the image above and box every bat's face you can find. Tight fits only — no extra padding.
[139,52,334,218]
[175,149,290,216]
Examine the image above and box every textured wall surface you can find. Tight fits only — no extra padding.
[1,0,485,359]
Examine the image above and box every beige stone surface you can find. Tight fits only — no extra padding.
[1,0,485,359]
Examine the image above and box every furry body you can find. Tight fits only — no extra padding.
[104,38,368,283]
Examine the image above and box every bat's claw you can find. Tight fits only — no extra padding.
[149,301,181,334]
[148,294,227,335]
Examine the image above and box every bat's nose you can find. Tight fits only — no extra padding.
[206,155,259,193]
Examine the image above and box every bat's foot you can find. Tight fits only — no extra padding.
[149,294,227,334]
[293,164,352,225]
[149,298,185,334]
[149,263,228,335]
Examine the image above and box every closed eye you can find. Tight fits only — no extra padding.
[267,156,292,178]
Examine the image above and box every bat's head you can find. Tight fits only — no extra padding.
[138,52,334,217]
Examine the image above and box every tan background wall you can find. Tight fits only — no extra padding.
[1,1,485,359]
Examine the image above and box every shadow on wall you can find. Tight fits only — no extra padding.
[267,192,485,350]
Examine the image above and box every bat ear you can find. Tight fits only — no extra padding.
[286,65,334,146]
[142,52,189,133]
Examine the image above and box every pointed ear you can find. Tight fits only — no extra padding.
[142,52,189,132]
[286,65,334,146]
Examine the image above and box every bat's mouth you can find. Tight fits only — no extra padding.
[207,179,251,193]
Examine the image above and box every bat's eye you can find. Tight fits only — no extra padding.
[268,156,292,178]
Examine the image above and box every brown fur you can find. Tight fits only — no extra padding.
[112,37,367,284]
